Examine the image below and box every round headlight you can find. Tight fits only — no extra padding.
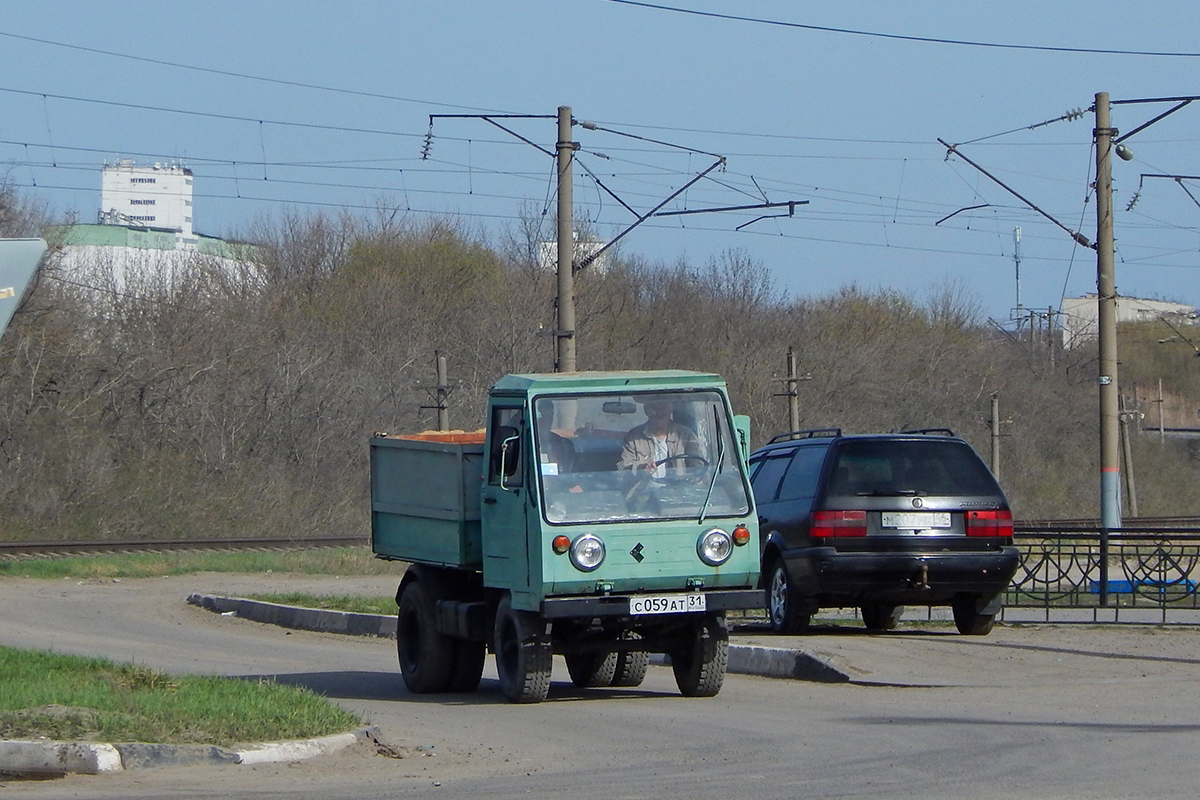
[697,528,733,566]
[569,533,606,572]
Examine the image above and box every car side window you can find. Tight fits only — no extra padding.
[749,453,791,504]
[776,445,827,502]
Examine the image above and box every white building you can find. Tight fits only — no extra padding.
[98,160,195,241]
[53,161,257,295]
[538,233,608,274]
[1061,294,1197,349]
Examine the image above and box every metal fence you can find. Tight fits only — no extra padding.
[1007,525,1200,623]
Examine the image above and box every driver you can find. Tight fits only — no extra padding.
[618,397,702,478]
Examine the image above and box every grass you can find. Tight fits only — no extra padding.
[247,592,397,616]
[0,646,361,747]
[0,547,399,580]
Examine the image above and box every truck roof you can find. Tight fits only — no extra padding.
[492,370,727,395]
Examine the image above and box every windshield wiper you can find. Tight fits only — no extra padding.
[699,405,724,524]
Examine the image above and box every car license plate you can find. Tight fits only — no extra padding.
[881,511,952,529]
[629,593,706,615]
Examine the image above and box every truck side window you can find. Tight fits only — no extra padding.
[489,407,525,487]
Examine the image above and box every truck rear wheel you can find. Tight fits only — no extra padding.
[671,613,728,698]
[565,651,618,688]
[448,640,486,692]
[494,594,552,703]
[396,578,454,693]
[611,631,649,687]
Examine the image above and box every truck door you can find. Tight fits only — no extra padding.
[481,404,532,604]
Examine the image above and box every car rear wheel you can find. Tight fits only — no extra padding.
[766,560,811,634]
[860,603,903,632]
[952,596,996,636]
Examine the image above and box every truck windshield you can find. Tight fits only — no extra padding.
[534,391,752,524]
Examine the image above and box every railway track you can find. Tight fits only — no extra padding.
[0,535,367,559]
[4,517,1200,559]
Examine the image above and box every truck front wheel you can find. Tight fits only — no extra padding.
[494,595,552,703]
[671,613,728,698]
[396,578,454,693]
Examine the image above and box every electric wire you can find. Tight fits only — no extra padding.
[603,0,1200,58]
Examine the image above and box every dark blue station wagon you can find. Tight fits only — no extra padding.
[750,429,1021,635]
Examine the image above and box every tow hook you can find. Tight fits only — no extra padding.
[916,563,929,590]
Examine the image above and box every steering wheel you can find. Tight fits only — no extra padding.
[654,453,710,468]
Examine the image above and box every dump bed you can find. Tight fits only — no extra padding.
[370,431,485,569]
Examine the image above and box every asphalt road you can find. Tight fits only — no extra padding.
[3,574,1200,799]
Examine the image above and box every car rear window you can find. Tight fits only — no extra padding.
[828,439,1001,497]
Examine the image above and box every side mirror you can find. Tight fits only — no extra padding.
[491,425,522,492]
[734,415,751,462]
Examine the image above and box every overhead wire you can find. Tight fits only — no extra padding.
[1,29,1196,300]
[602,0,1200,58]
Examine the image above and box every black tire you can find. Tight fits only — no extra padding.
[447,639,486,693]
[396,578,454,694]
[860,603,903,632]
[494,594,552,703]
[952,597,996,636]
[766,560,811,634]
[671,614,729,698]
[565,651,618,688]
[612,632,650,687]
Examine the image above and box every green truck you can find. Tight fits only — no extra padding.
[371,370,761,703]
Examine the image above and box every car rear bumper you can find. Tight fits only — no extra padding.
[786,545,1021,605]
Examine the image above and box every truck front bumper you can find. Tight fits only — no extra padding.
[541,588,762,619]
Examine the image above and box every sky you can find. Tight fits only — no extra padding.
[1,1,1198,324]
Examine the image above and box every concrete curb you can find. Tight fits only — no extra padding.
[187,594,396,638]
[0,727,377,777]
[188,594,851,683]
[727,644,849,683]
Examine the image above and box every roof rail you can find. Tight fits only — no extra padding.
[766,428,842,444]
[899,428,956,437]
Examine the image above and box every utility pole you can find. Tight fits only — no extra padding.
[1047,305,1056,370]
[435,353,449,431]
[1095,92,1122,530]
[990,392,1002,480]
[555,105,576,373]
[1158,378,1165,444]
[1013,227,1022,318]
[786,348,800,432]
[1119,395,1139,517]
[419,351,451,430]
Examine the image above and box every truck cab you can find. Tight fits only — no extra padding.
[372,370,760,702]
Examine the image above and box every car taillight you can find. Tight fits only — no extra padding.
[812,510,867,537]
[965,509,1013,538]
